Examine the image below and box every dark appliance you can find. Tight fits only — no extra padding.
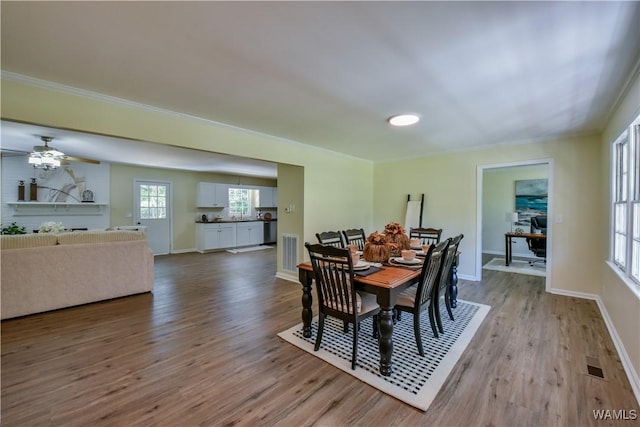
[263,220,277,245]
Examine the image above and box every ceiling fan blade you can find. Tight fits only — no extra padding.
[0,148,30,156]
[63,155,100,165]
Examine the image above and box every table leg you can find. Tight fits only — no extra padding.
[298,269,313,338]
[505,234,511,266]
[378,306,395,376]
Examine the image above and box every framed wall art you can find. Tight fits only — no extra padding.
[514,178,548,228]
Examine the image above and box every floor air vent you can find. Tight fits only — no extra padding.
[282,234,299,273]
[586,356,605,379]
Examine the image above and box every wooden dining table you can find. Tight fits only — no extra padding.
[297,262,420,376]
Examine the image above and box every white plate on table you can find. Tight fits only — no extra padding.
[391,257,422,265]
[336,260,370,271]
[353,260,371,270]
[415,250,428,257]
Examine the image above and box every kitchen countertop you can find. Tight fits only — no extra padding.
[196,218,277,224]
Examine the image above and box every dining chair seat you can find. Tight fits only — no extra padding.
[326,291,377,314]
[396,287,417,308]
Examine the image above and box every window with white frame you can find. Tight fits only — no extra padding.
[227,188,259,218]
[612,113,640,285]
[139,183,167,219]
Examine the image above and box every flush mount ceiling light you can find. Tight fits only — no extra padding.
[387,114,420,127]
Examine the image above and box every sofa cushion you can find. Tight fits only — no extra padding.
[0,233,58,249]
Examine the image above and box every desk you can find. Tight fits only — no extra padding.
[504,232,546,266]
[298,262,419,376]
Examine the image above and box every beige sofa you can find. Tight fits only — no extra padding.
[1,230,154,319]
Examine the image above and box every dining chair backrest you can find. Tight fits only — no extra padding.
[305,243,357,315]
[410,227,443,246]
[432,234,463,334]
[416,239,449,307]
[305,241,380,370]
[342,228,366,250]
[316,231,345,248]
[436,234,463,296]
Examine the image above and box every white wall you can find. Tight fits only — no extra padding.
[1,155,110,232]
[374,133,602,288]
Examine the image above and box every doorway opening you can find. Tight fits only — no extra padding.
[476,159,553,291]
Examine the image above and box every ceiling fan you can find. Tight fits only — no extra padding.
[29,136,100,169]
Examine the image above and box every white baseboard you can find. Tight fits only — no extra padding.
[549,288,640,405]
[483,249,535,259]
[276,272,299,283]
[171,248,198,254]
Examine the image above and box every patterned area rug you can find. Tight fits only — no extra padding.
[482,257,546,277]
[278,300,490,411]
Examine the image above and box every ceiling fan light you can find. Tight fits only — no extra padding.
[388,114,420,126]
[28,155,42,165]
[41,157,60,167]
[46,149,64,157]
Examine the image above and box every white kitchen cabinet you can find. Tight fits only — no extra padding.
[258,187,277,208]
[197,183,229,207]
[236,221,263,246]
[196,223,237,251]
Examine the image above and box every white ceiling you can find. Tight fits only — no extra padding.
[1,1,639,175]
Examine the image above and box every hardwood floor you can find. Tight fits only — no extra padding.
[2,249,637,426]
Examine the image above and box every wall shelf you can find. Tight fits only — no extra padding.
[6,202,108,216]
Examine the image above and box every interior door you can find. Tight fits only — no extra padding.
[134,180,172,255]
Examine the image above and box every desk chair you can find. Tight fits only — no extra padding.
[527,216,547,266]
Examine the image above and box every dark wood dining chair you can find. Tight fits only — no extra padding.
[305,242,380,370]
[432,234,464,335]
[342,228,366,250]
[394,239,449,356]
[409,227,443,245]
[316,231,345,248]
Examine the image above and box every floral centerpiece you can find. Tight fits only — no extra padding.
[384,222,410,257]
[39,221,65,234]
[362,231,390,263]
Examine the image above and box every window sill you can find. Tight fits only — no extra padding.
[606,261,640,300]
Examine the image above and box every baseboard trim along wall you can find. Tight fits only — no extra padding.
[550,288,640,405]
